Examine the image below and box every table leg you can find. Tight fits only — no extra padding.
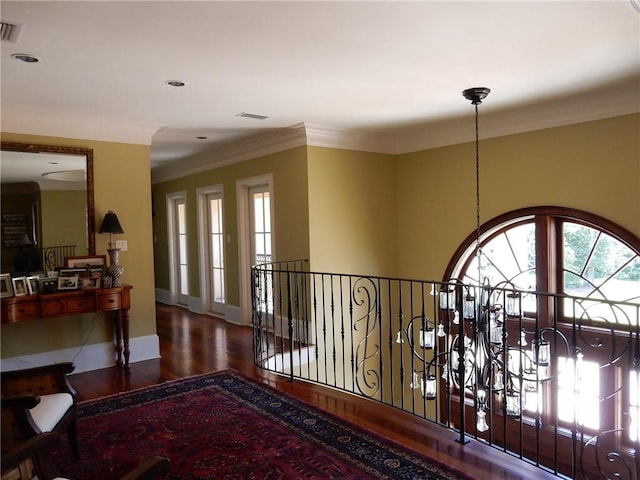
[122,308,130,370]
[114,310,123,366]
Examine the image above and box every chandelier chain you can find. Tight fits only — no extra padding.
[474,103,482,272]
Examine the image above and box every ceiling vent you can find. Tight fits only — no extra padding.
[236,112,269,120]
[1,21,23,43]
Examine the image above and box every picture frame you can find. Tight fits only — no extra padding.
[102,276,113,288]
[26,276,41,295]
[57,275,79,291]
[0,274,14,298]
[40,278,58,294]
[80,275,101,290]
[89,266,105,277]
[12,276,28,297]
[59,268,85,278]
[64,255,107,269]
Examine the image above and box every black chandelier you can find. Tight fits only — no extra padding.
[397,87,571,441]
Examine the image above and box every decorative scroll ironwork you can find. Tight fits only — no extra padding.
[352,276,381,398]
[42,244,76,271]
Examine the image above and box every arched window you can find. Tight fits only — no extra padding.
[441,206,640,461]
[445,206,640,325]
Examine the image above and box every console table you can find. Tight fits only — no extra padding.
[1,285,133,369]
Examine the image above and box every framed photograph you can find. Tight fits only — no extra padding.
[59,268,85,278]
[0,274,14,298]
[64,255,107,269]
[58,276,79,291]
[89,266,105,277]
[26,276,41,295]
[102,276,113,288]
[80,275,101,290]
[40,278,58,294]
[12,276,28,297]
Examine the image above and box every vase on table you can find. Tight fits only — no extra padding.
[106,248,124,286]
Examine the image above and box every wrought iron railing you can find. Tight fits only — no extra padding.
[42,244,76,271]
[252,260,640,479]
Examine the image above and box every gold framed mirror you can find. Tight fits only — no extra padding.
[1,142,95,273]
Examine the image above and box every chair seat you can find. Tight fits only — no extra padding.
[29,394,73,433]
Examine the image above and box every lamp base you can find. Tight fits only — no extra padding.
[106,248,124,286]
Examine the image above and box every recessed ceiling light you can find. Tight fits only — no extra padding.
[11,53,39,63]
[165,80,186,87]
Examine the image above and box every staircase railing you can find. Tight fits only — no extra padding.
[252,260,639,479]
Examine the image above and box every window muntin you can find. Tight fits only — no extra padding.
[454,213,639,325]
[563,222,640,304]
[208,194,225,304]
[557,355,600,430]
[630,370,640,442]
[177,200,188,298]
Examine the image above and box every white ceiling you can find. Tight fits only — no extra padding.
[1,1,639,172]
[0,150,86,189]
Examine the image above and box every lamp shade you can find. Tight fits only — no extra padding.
[99,211,124,234]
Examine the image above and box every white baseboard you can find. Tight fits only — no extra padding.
[0,334,161,374]
[187,296,204,314]
[155,288,247,326]
[224,304,244,325]
[155,288,173,305]
[258,314,314,343]
[264,345,316,370]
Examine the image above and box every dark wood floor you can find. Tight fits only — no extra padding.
[69,303,561,480]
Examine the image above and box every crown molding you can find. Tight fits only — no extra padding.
[151,123,308,184]
[152,123,406,184]
[1,107,164,146]
[304,123,396,154]
[389,77,640,154]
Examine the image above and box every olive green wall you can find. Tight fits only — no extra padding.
[153,114,638,313]
[2,113,637,366]
[396,113,640,283]
[152,146,309,308]
[307,147,397,277]
[1,132,156,359]
[41,190,88,254]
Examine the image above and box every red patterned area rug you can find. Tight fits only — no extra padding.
[54,370,470,479]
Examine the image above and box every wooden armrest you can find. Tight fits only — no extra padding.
[120,456,170,480]
[1,432,59,471]
[1,363,76,398]
[2,395,41,411]
[2,395,42,448]
[2,363,75,379]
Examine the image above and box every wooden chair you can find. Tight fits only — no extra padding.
[1,432,170,480]
[1,363,79,459]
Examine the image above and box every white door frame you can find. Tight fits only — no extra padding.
[197,184,225,316]
[166,191,186,306]
[236,174,274,326]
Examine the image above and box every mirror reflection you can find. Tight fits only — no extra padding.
[0,143,94,276]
